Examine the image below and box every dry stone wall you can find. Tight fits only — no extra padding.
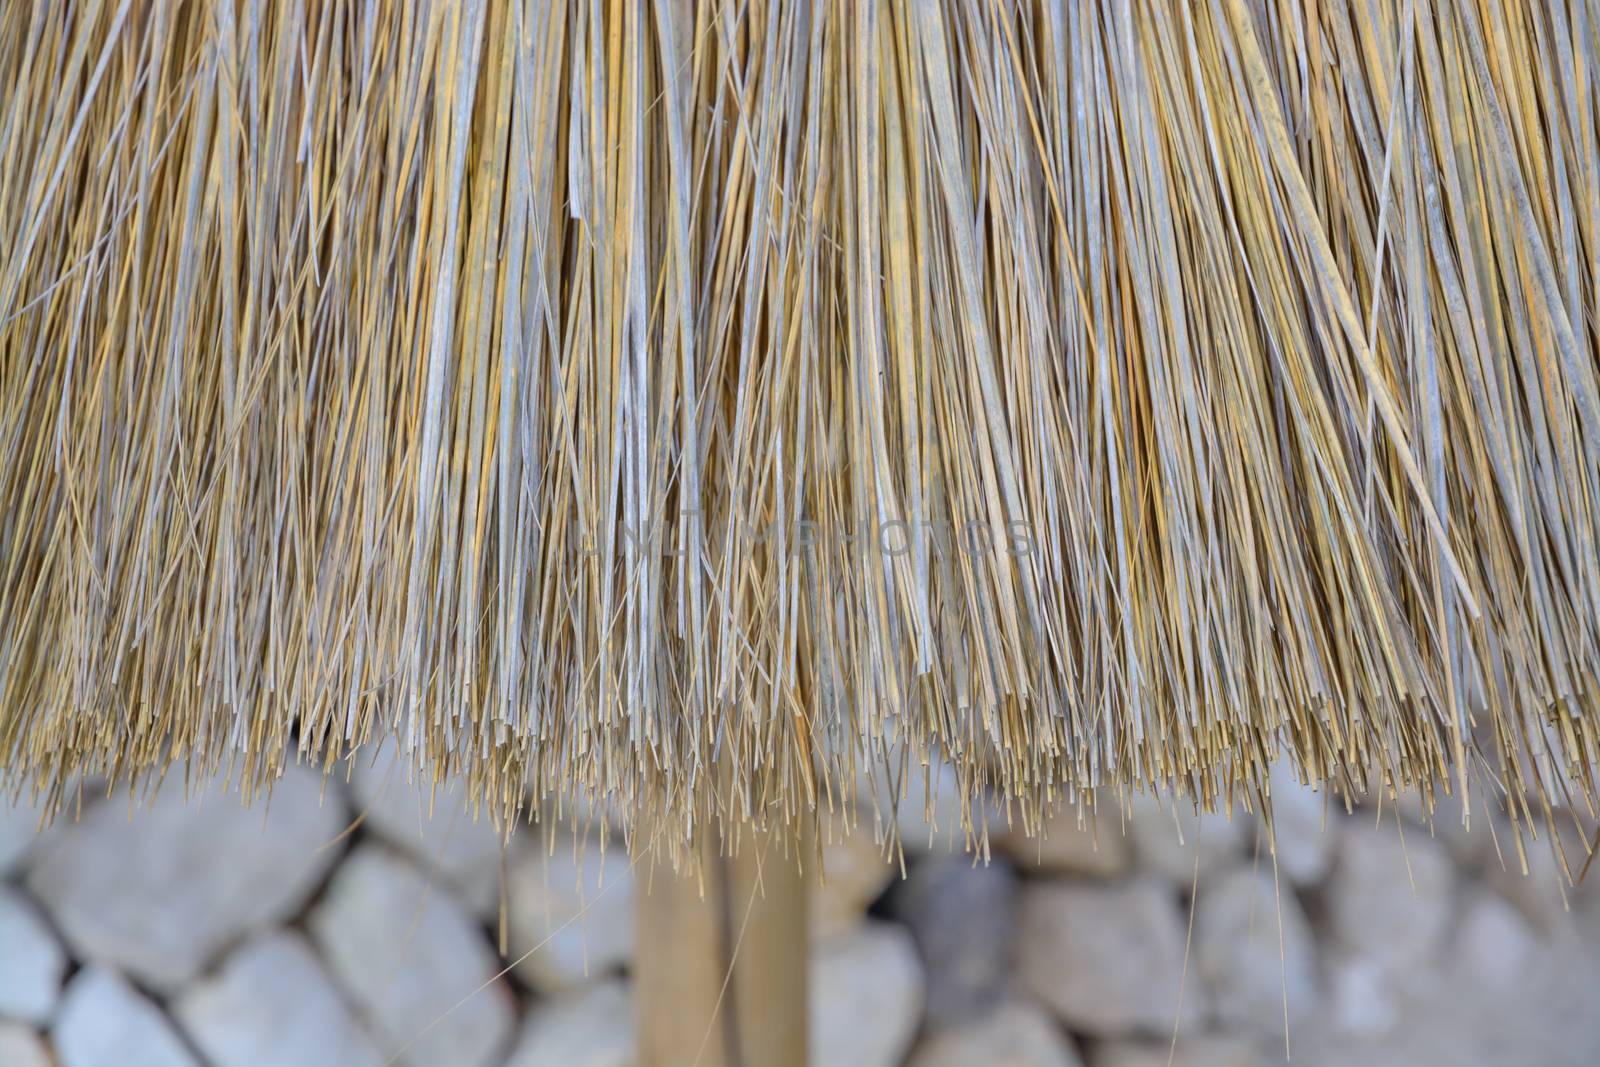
[1,759,1597,1067]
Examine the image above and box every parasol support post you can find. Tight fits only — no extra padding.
[636,816,809,1067]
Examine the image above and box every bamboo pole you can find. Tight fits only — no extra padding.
[636,820,808,1067]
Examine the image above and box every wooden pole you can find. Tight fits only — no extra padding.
[636,819,809,1067]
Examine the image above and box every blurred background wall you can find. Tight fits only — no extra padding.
[1,754,1596,1067]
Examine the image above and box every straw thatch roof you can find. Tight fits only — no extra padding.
[2,1,1597,858]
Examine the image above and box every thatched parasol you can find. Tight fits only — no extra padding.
[3,0,1598,1063]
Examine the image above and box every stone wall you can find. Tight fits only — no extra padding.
[1,756,1597,1067]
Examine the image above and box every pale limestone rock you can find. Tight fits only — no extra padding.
[1018,880,1207,1036]
[310,845,515,1067]
[1129,792,1253,884]
[1482,819,1590,935]
[503,980,634,1067]
[889,760,1003,855]
[53,967,199,1067]
[811,921,924,1067]
[175,932,384,1067]
[27,765,346,989]
[0,799,46,876]
[1324,952,1399,1037]
[506,839,634,992]
[1327,822,1454,967]
[1264,763,1333,885]
[1194,867,1318,1034]
[1451,890,1535,991]
[347,746,507,916]
[1287,911,1600,1067]
[999,806,1130,878]
[908,998,1082,1067]
[0,888,66,1023]
[812,829,896,941]
[1391,786,1479,867]
[1087,1035,1266,1067]
[2,780,105,875]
